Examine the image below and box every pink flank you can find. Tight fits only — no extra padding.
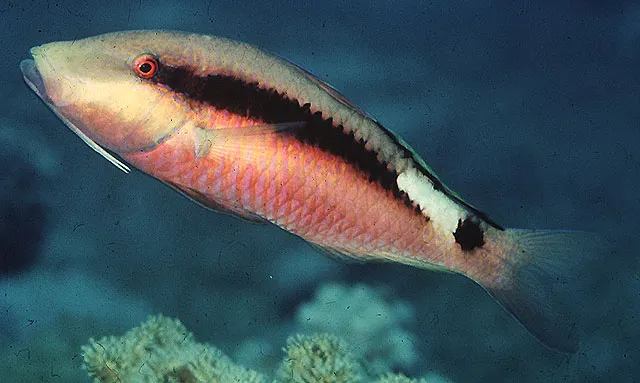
[124,122,438,263]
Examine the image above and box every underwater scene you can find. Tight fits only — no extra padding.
[1,1,639,382]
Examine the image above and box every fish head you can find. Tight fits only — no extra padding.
[20,31,194,157]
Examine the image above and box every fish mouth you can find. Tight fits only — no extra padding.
[20,56,50,103]
[20,47,131,174]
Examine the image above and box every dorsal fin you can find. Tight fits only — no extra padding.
[382,126,504,230]
[290,58,503,230]
[289,62,365,113]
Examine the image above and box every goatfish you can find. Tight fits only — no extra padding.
[20,30,601,353]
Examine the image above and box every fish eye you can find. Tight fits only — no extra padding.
[133,54,159,79]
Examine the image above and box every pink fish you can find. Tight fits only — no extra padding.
[20,30,602,352]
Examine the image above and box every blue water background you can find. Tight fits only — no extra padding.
[1,0,638,381]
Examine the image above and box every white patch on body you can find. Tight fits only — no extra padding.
[396,167,465,239]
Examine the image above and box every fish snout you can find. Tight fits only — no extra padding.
[22,42,87,108]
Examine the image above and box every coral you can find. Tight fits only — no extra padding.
[295,283,417,375]
[277,333,361,383]
[82,315,447,383]
[373,372,452,383]
[82,315,266,383]
[373,373,428,383]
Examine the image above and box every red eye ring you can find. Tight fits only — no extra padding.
[133,54,159,79]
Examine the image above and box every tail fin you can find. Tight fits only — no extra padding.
[485,228,607,353]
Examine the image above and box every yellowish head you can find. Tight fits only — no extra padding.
[20,31,200,163]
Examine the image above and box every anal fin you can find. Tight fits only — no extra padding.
[307,242,381,263]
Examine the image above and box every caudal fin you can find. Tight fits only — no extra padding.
[485,228,607,353]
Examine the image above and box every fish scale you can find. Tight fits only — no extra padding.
[125,123,431,261]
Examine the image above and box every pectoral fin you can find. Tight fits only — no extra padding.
[193,121,306,159]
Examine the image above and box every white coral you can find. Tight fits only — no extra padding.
[295,283,417,376]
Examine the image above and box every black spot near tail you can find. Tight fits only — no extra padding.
[453,217,484,251]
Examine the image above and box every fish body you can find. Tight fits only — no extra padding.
[20,30,601,352]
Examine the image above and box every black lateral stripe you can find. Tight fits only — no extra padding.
[151,65,427,219]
